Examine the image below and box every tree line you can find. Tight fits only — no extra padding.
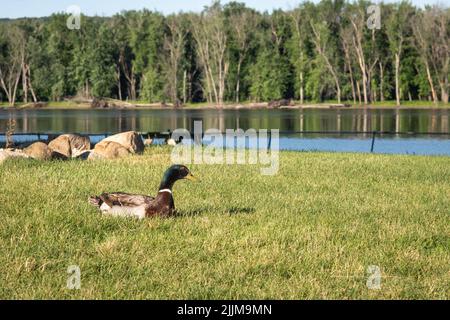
[0,0,448,107]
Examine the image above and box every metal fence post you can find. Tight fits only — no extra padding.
[370,131,376,153]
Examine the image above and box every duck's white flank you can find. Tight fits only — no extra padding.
[99,202,146,219]
[99,202,111,211]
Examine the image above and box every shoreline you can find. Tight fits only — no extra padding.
[1,101,449,111]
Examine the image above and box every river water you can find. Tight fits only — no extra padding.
[1,108,449,155]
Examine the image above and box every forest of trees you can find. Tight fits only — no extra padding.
[0,0,448,107]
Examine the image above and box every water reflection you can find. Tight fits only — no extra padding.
[0,108,449,134]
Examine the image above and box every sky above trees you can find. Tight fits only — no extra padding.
[0,0,442,18]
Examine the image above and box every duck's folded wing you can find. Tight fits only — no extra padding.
[99,192,154,207]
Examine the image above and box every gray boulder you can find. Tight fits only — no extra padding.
[101,131,145,154]
[48,134,91,158]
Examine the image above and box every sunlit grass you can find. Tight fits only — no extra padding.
[0,147,449,299]
[365,100,450,108]
[319,100,450,108]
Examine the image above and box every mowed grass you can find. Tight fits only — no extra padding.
[0,147,449,299]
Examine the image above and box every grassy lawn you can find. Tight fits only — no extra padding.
[0,147,449,299]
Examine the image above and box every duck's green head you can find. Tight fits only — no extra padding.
[159,164,197,190]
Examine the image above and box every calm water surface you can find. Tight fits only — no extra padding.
[0,108,449,133]
[1,108,449,155]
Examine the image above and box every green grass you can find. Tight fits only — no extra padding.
[0,147,449,299]
[311,100,450,108]
[0,101,91,109]
[362,100,450,108]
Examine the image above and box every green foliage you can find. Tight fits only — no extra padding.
[305,58,333,102]
[140,67,164,102]
[125,10,164,76]
[0,1,447,105]
[89,26,117,97]
[249,50,291,101]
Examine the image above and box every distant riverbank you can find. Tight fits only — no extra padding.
[1,100,449,110]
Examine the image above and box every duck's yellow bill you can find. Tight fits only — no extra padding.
[185,173,199,182]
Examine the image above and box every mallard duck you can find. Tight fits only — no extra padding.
[88,165,197,218]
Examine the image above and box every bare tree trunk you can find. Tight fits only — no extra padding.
[190,9,229,107]
[356,81,362,105]
[379,62,385,102]
[356,56,368,105]
[121,56,137,101]
[11,72,21,106]
[353,40,368,104]
[336,84,341,104]
[439,80,449,103]
[367,58,378,104]
[395,53,401,106]
[22,64,28,103]
[206,63,218,105]
[310,22,341,103]
[172,70,178,105]
[116,65,122,100]
[27,65,37,102]
[291,12,306,105]
[0,75,12,103]
[299,71,304,104]
[130,75,136,101]
[412,14,439,105]
[194,38,214,104]
[183,70,187,104]
[423,62,438,104]
[352,34,368,104]
[349,15,370,105]
[349,72,356,105]
[235,57,242,103]
[85,79,90,99]
[0,60,22,106]
[230,10,255,104]
[164,17,186,105]
[342,38,356,104]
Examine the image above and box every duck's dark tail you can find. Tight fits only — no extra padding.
[88,196,102,207]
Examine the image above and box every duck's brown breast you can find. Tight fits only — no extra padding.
[145,192,175,217]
